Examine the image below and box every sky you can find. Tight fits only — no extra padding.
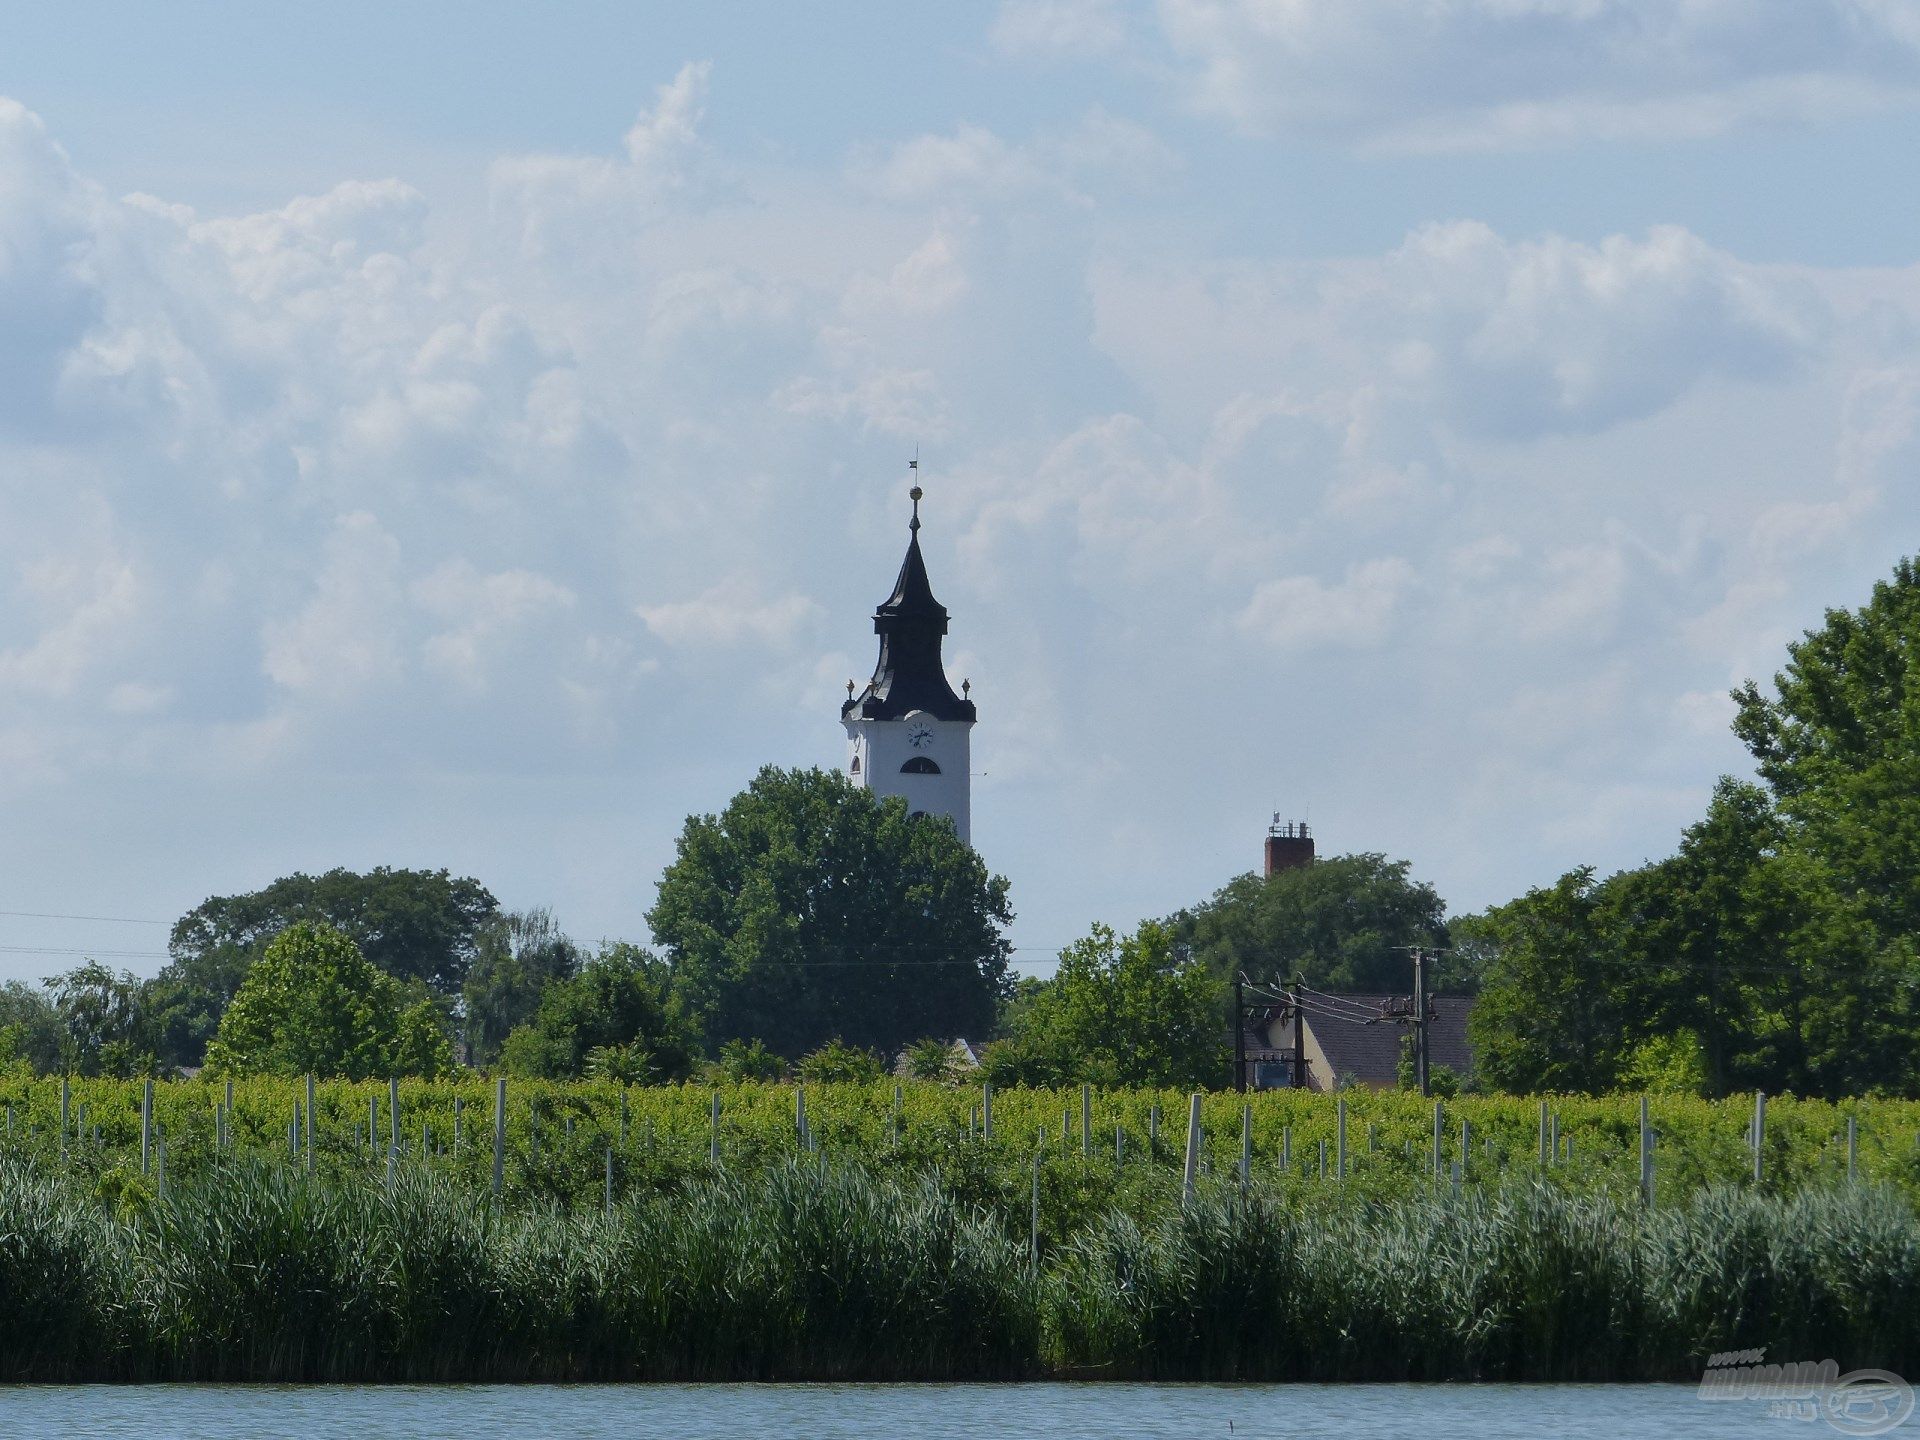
[1,1,1918,985]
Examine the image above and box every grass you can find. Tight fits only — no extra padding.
[0,1149,1912,1383]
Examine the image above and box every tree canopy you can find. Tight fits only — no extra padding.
[1469,557,1920,1098]
[203,922,453,1079]
[982,921,1224,1089]
[498,943,696,1082]
[461,908,581,1066]
[1166,852,1453,993]
[170,867,499,997]
[648,766,1014,1059]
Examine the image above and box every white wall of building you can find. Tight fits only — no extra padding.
[844,709,972,845]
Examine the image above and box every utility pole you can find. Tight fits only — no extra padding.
[1234,975,1247,1093]
[1412,947,1430,1098]
[1289,978,1306,1091]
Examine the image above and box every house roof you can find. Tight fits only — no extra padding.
[1249,993,1476,1088]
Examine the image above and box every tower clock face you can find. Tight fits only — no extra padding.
[907,723,934,749]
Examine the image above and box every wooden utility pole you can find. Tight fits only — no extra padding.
[1289,980,1306,1090]
[1411,948,1430,1098]
[1234,976,1247,1093]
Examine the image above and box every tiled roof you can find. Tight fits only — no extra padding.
[1247,993,1475,1089]
[1308,994,1474,1087]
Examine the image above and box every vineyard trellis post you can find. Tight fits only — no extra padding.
[367,1095,377,1154]
[1240,1103,1252,1188]
[1081,1084,1091,1158]
[1638,1095,1653,1208]
[1432,1100,1443,1180]
[492,1077,506,1197]
[1336,1097,1347,1180]
[982,1081,993,1141]
[59,1076,69,1162]
[1282,1124,1291,1172]
[454,1095,463,1151]
[305,1073,316,1174]
[141,1078,153,1175]
[1029,1154,1040,1266]
[389,1077,400,1156]
[1181,1093,1202,1206]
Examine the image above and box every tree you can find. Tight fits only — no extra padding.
[498,943,696,1082]
[716,1037,785,1081]
[203,922,453,1079]
[1465,869,1626,1094]
[170,866,499,997]
[648,766,1014,1060]
[0,981,63,1074]
[1734,556,1920,941]
[795,1038,887,1083]
[47,962,156,1078]
[460,909,581,1066]
[989,921,1225,1089]
[142,943,252,1075]
[901,1036,961,1082]
[1167,853,1453,995]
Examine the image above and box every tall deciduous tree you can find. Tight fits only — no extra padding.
[204,922,452,1079]
[170,867,499,996]
[498,943,696,1081]
[1167,853,1453,994]
[461,908,582,1066]
[984,921,1225,1089]
[45,963,155,1078]
[1734,556,1920,940]
[648,766,1014,1059]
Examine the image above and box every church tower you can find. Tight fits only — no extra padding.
[842,480,976,844]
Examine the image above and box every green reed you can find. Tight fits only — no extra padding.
[0,1151,1910,1383]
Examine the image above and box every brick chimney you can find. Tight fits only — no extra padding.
[1264,816,1314,876]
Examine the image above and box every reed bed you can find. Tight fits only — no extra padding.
[0,1153,1911,1383]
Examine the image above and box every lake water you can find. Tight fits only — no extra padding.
[2,1381,1905,1439]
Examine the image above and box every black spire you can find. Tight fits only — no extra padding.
[843,483,976,723]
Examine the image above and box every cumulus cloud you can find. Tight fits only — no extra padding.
[0,65,1912,985]
[1144,0,1920,149]
[1093,222,1823,439]
[1237,558,1415,650]
[637,581,824,649]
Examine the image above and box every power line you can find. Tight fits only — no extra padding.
[0,908,170,925]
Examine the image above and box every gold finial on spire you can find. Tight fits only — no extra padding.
[909,452,922,531]
[847,678,856,698]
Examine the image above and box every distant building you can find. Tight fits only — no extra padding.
[842,481,976,844]
[1264,816,1314,875]
[1240,993,1475,1092]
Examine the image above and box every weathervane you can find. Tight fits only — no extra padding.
[908,450,922,532]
